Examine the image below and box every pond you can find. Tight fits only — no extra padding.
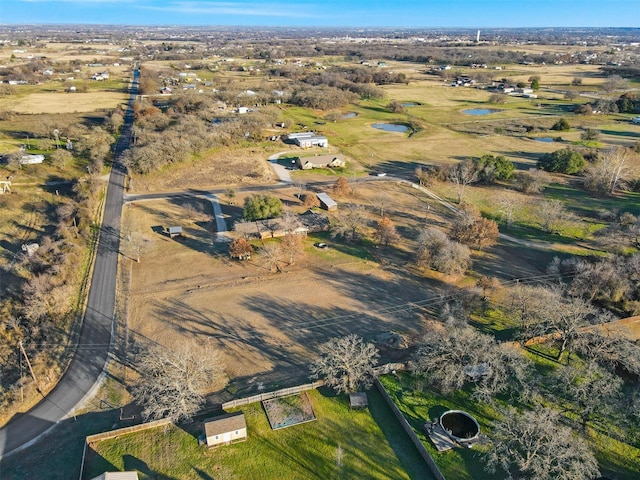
[462,108,501,115]
[533,137,557,143]
[341,112,358,119]
[372,123,409,133]
[400,102,420,107]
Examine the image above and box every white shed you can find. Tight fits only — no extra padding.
[204,412,247,447]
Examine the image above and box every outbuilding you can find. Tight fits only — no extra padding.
[90,472,139,480]
[316,192,338,211]
[204,412,247,447]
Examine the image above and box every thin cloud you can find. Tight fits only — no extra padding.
[143,1,322,18]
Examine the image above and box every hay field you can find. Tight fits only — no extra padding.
[4,91,128,114]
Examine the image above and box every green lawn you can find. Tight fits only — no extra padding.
[84,388,433,480]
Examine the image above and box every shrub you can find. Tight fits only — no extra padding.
[551,118,570,131]
[243,194,283,221]
[538,148,586,174]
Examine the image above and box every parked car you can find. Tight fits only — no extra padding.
[632,116,640,124]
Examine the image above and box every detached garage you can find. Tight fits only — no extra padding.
[204,412,247,447]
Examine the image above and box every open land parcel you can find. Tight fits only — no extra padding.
[1,28,640,479]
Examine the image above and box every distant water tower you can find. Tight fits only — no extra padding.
[476,30,480,42]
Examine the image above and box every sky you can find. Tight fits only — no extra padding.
[1,0,639,28]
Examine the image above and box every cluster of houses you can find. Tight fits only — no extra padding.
[486,83,538,98]
[91,71,110,81]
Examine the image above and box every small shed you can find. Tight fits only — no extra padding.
[316,192,338,211]
[20,154,45,165]
[349,392,368,409]
[168,226,182,238]
[204,411,247,447]
[90,472,139,480]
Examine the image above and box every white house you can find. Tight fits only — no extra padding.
[90,472,139,480]
[287,132,328,148]
[204,412,247,447]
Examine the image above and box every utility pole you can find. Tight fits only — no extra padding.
[19,341,40,394]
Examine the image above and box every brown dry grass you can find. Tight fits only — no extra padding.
[3,91,128,114]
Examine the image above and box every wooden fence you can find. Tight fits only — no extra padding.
[221,381,323,410]
[374,378,447,480]
[79,418,172,480]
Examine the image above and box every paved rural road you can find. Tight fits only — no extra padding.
[0,67,139,459]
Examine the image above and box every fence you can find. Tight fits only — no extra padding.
[79,418,172,480]
[374,378,446,480]
[221,381,323,410]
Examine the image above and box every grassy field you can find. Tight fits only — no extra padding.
[83,388,434,480]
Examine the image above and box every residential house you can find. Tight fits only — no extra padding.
[296,154,344,170]
[204,412,247,447]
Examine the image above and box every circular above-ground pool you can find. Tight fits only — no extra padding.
[372,123,409,133]
[440,410,480,443]
[462,108,500,115]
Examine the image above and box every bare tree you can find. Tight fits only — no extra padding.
[583,147,631,196]
[293,180,307,199]
[538,199,569,234]
[225,188,237,205]
[414,323,529,400]
[449,204,499,250]
[484,407,600,480]
[555,362,623,431]
[447,160,478,203]
[602,74,627,94]
[373,217,400,246]
[310,334,379,394]
[132,342,227,423]
[496,192,521,228]
[330,205,366,242]
[280,233,304,265]
[49,149,73,170]
[261,242,285,272]
[122,230,152,263]
[371,192,392,217]
[416,227,471,276]
[516,168,551,194]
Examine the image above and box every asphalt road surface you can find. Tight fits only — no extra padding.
[0,67,138,459]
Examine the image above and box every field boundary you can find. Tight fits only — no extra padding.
[222,381,323,409]
[374,377,446,480]
[79,418,172,480]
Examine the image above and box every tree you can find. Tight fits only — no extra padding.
[49,149,73,170]
[516,168,551,194]
[414,323,530,400]
[332,176,351,196]
[387,100,407,114]
[449,204,499,250]
[602,74,626,94]
[530,78,540,90]
[555,362,623,431]
[484,407,600,480]
[551,118,571,131]
[488,93,506,104]
[538,199,570,234]
[538,148,585,174]
[229,237,253,260]
[416,227,471,276]
[310,334,379,394]
[447,159,478,203]
[243,194,283,221]
[280,233,304,265]
[580,128,600,142]
[225,188,237,205]
[302,191,320,209]
[374,217,400,246]
[132,342,227,423]
[496,192,521,227]
[293,180,307,199]
[261,242,285,272]
[572,77,583,86]
[122,230,152,263]
[583,147,631,196]
[371,192,392,217]
[330,205,366,242]
[474,154,515,183]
